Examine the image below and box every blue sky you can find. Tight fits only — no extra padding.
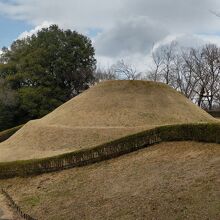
[0,15,100,49]
[0,15,33,48]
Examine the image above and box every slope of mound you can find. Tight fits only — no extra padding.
[0,80,215,162]
[1,141,220,220]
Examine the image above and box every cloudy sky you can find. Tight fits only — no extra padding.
[1,0,220,71]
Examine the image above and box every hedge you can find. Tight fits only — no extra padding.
[207,110,220,118]
[0,125,23,143]
[0,123,220,179]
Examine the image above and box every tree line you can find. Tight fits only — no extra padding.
[95,42,220,111]
[148,42,220,110]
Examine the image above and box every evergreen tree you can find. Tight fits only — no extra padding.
[0,25,96,129]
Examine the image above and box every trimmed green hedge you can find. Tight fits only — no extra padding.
[0,123,220,179]
[0,125,23,143]
[207,110,220,118]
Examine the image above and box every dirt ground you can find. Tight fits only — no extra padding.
[0,193,20,220]
[1,141,219,220]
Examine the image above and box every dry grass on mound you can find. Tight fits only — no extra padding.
[0,81,216,162]
[1,141,220,220]
[0,126,149,162]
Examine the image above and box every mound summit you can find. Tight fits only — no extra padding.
[0,80,215,162]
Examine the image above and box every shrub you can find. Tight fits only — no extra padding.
[0,125,23,143]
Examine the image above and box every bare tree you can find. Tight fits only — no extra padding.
[147,42,220,109]
[148,47,163,82]
[159,41,177,85]
[94,66,118,82]
[190,48,207,107]
[179,49,199,100]
[197,44,220,110]
[112,60,142,80]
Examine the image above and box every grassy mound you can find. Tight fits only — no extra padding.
[0,80,215,162]
[1,141,219,220]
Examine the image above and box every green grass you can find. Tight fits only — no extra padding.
[22,196,41,208]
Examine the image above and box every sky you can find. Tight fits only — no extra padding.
[1,0,220,71]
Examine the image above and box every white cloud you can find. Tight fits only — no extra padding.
[196,34,220,47]
[1,0,220,71]
[18,21,52,39]
[94,16,168,57]
[96,33,220,72]
[0,0,123,31]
